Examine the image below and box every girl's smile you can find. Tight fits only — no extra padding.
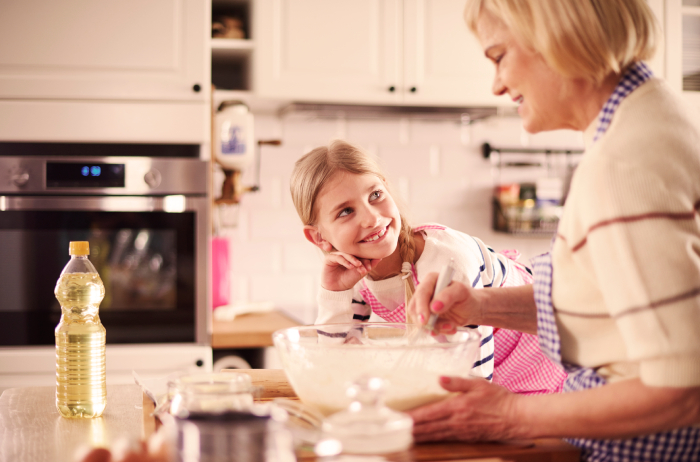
[303,171,401,261]
[360,224,389,243]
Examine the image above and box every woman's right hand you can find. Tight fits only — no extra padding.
[319,242,381,292]
[406,272,483,333]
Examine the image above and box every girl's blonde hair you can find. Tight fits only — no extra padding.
[290,140,418,308]
[464,0,658,85]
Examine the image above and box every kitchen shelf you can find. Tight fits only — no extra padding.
[211,38,254,59]
[213,89,290,114]
[492,198,562,237]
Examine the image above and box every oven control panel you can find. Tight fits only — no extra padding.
[0,157,207,195]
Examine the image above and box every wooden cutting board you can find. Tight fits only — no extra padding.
[222,368,298,399]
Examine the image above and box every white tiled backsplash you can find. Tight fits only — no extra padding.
[219,114,584,324]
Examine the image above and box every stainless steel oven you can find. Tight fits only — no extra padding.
[0,145,211,391]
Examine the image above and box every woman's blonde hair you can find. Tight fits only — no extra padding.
[464,0,658,85]
[290,140,418,307]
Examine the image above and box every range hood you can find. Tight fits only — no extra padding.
[279,102,515,123]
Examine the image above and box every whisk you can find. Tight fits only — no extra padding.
[393,259,456,369]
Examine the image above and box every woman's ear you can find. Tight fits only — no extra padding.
[303,225,332,252]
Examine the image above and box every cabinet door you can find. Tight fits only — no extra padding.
[0,0,208,101]
[403,0,505,107]
[254,0,402,104]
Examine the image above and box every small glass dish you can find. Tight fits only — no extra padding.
[168,372,258,418]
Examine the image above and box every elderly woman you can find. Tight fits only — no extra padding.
[408,0,700,460]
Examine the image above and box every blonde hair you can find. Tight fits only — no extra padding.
[290,140,418,309]
[464,0,658,85]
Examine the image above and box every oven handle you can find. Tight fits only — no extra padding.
[0,195,207,212]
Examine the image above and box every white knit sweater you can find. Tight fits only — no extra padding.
[552,78,700,387]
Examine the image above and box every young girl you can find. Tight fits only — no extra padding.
[290,140,565,393]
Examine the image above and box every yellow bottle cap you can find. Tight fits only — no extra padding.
[69,241,90,256]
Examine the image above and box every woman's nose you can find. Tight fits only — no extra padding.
[492,72,506,96]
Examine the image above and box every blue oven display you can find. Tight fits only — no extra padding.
[47,162,125,188]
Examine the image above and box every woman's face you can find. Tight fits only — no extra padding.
[476,11,580,133]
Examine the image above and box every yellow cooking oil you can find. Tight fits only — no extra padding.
[55,242,107,418]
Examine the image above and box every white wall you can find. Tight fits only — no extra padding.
[217,114,584,324]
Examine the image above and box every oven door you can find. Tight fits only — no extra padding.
[0,195,208,346]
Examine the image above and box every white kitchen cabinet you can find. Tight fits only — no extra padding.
[665,0,700,108]
[253,0,501,106]
[402,0,501,106]
[645,0,666,78]
[0,0,209,101]
[254,0,402,104]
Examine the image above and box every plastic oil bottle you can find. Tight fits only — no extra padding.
[55,241,107,418]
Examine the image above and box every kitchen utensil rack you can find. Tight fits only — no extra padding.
[492,198,562,236]
[484,142,583,236]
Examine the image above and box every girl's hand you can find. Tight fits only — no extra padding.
[319,242,381,292]
[406,272,483,333]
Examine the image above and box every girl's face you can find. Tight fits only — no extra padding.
[303,171,401,260]
[476,11,580,133]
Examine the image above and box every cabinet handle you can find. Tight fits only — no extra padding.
[192,83,202,92]
[410,87,417,93]
[388,86,396,92]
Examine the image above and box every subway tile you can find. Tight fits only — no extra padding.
[345,119,404,145]
[408,177,472,209]
[408,207,441,226]
[249,274,316,306]
[377,145,432,180]
[441,146,483,179]
[408,120,462,146]
[259,146,301,177]
[471,117,524,148]
[253,114,283,141]
[243,176,284,210]
[283,241,324,272]
[229,274,249,304]
[229,241,283,273]
[529,129,584,148]
[249,209,305,239]
[281,118,344,147]
[280,176,297,212]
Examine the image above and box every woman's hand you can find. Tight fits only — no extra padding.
[408,377,521,442]
[319,241,381,292]
[406,272,483,333]
[407,274,538,335]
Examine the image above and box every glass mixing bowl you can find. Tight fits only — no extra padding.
[272,323,481,416]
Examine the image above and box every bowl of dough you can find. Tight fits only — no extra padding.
[272,322,481,416]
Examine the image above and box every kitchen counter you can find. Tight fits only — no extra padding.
[0,384,154,462]
[1,372,581,462]
[211,310,300,349]
[227,369,581,462]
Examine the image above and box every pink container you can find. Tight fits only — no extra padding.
[211,237,231,309]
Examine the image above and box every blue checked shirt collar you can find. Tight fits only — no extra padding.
[593,61,653,143]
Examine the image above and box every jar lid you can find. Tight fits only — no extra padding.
[322,376,413,454]
[69,241,90,256]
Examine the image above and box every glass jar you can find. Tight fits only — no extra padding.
[168,372,295,462]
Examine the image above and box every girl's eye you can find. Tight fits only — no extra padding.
[337,207,353,218]
[369,190,382,201]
